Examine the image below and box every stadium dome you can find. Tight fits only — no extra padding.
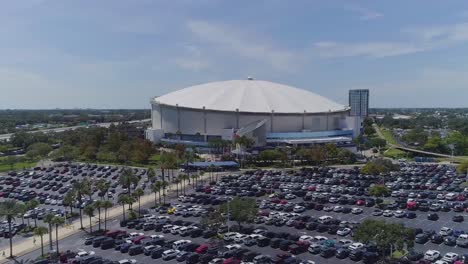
[154,80,347,114]
[146,79,357,146]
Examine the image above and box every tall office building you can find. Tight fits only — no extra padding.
[349,89,369,117]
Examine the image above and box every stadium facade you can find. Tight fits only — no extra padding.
[145,79,362,147]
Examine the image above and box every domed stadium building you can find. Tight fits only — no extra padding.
[145,79,362,147]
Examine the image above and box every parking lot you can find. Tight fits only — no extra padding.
[8,162,468,264]
[0,162,183,252]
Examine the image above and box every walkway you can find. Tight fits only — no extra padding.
[0,172,218,263]
[373,124,453,158]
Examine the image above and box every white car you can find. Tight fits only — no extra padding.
[234,234,249,243]
[333,206,344,212]
[313,236,328,242]
[150,234,164,239]
[439,227,453,236]
[424,250,441,261]
[337,228,351,236]
[225,244,242,250]
[348,243,364,251]
[393,210,405,218]
[383,210,393,217]
[75,251,95,258]
[118,260,136,264]
[434,260,448,264]
[441,252,458,262]
[208,258,224,264]
[299,235,314,242]
[351,208,363,214]
[338,239,354,248]
[223,232,239,242]
[162,249,179,260]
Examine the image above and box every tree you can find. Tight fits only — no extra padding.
[133,188,145,215]
[0,200,25,258]
[34,226,49,257]
[96,180,110,200]
[51,216,64,254]
[51,145,78,161]
[369,185,390,198]
[119,168,139,195]
[361,159,399,175]
[258,149,286,164]
[220,197,258,230]
[151,182,162,206]
[457,160,468,174]
[26,142,52,161]
[63,191,75,216]
[84,205,95,233]
[161,181,169,204]
[201,208,226,231]
[93,201,103,231]
[72,180,91,229]
[174,178,181,197]
[118,195,132,221]
[43,213,55,251]
[354,219,414,258]
[101,200,113,231]
[25,200,40,228]
[147,167,156,183]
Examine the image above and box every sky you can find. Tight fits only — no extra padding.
[1,0,468,109]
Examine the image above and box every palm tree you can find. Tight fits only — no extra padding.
[25,200,39,227]
[151,182,162,206]
[63,191,75,216]
[72,180,91,229]
[34,226,48,257]
[0,200,25,258]
[51,216,64,254]
[133,188,144,215]
[118,195,131,221]
[96,180,110,200]
[101,200,113,231]
[161,181,169,204]
[173,178,181,197]
[191,174,198,189]
[119,168,139,195]
[83,205,95,233]
[43,213,55,251]
[93,201,103,231]
[147,167,156,183]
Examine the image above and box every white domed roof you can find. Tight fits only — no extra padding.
[154,80,348,114]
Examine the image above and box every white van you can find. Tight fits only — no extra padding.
[318,215,332,224]
[445,193,457,201]
[162,224,173,233]
[456,234,468,247]
[172,240,191,250]
[223,232,239,242]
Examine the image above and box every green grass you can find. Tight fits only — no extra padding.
[384,148,408,159]
[392,250,405,259]
[380,127,398,145]
[0,159,37,172]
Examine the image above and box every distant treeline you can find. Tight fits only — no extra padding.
[0,109,150,134]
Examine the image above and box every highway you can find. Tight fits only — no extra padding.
[0,119,150,141]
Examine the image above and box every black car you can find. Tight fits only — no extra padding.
[431,234,444,244]
[150,247,164,259]
[427,213,439,221]
[444,236,457,246]
[128,245,144,256]
[406,251,423,261]
[349,250,363,261]
[453,215,464,222]
[320,247,336,258]
[363,252,379,264]
[185,253,200,264]
[336,248,350,259]
[406,212,417,219]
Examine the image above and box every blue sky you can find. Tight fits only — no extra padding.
[1,0,468,109]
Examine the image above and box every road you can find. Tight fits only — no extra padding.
[373,124,454,158]
[0,119,151,141]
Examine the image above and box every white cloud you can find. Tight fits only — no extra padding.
[314,22,468,58]
[187,20,296,71]
[347,6,384,21]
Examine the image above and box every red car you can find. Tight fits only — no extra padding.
[356,200,365,206]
